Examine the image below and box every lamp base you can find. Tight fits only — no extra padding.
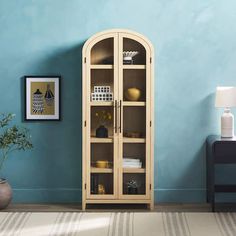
[221,108,234,138]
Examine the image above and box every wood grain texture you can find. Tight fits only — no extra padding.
[82,29,154,210]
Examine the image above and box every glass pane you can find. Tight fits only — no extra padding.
[123,143,146,169]
[123,69,146,102]
[91,38,114,65]
[91,69,114,103]
[123,173,146,195]
[91,143,113,169]
[123,106,146,139]
[91,173,113,195]
[123,38,146,65]
[90,143,114,195]
[91,106,114,138]
[122,37,147,197]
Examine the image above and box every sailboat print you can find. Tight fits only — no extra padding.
[44,84,54,106]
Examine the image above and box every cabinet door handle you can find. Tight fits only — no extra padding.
[119,100,122,133]
[114,100,118,133]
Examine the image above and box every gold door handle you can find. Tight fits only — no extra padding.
[119,100,122,133]
[114,100,118,133]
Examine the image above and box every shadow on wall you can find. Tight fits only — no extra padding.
[156,93,216,203]
[20,42,85,123]
[15,42,85,202]
[180,93,215,202]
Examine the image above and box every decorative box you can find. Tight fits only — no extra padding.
[91,92,113,101]
[94,86,110,93]
[91,86,113,101]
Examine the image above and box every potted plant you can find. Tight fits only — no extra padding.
[94,110,112,138]
[0,113,33,209]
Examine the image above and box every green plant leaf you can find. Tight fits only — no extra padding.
[0,113,33,173]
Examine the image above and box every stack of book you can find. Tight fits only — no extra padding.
[123,158,142,168]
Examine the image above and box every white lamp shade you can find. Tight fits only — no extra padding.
[215,87,236,108]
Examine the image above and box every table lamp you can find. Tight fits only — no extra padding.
[215,87,236,138]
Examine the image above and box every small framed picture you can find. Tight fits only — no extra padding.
[25,76,61,121]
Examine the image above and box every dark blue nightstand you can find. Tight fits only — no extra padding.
[206,135,236,211]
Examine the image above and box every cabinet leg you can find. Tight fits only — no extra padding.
[148,202,154,211]
[210,192,215,212]
[206,190,210,203]
[82,202,86,211]
[212,200,215,212]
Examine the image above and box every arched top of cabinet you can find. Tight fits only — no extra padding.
[82,29,154,56]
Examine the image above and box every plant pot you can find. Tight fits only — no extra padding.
[0,178,12,210]
[96,125,108,138]
[127,185,138,194]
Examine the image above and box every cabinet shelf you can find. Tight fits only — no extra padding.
[123,138,146,143]
[90,101,113,106]
[123,168,145,173]
[90,137,113,143]
[90,65,113,69]
[123,65,146,69]
[123,101,146,106]
[91,101,145,106]
[91,167,113,173]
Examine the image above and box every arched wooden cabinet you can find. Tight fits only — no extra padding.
[82,29,154,210]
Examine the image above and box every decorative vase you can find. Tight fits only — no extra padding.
[125,88,141,101]
[96,125,108,138]
[126,180,138,194]
[0,178,12,209]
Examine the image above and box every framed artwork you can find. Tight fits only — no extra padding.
[25,76,61,121]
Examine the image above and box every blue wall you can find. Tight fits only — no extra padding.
[0,0,236,203]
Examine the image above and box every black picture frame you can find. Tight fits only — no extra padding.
[24,76,61,121]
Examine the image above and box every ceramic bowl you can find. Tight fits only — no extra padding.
[96,160,109,168]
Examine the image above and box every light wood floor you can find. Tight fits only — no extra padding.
[3,203,236,212]
[1,203,213,212]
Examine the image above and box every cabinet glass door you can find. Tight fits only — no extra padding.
[87,35,118,199]
[119,35,150,199]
